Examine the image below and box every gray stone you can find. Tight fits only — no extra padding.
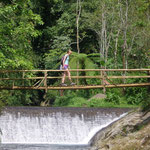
[88,93,106,101]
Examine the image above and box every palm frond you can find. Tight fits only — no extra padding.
[72,52,87,61]
[87,53,100,57]
[85,58,97,76]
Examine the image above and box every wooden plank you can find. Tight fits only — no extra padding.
[0,69,150,73]
[107,76,150,79]
[1,75,150,80]
[0,76,102,80]
[44,71,48,93]
[0,83,150,90]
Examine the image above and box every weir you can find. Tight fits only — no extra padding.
[0,107,130,150]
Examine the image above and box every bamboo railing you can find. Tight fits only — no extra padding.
[0,69,150,91]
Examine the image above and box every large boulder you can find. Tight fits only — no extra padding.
[90,109,150,150]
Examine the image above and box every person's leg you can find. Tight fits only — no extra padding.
[66,70,72,82]
[61,66,68,86]
[104,79,110,85]
[66,69,75,85]
[62,72,66,84]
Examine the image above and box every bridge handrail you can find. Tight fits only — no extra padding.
[1,76,150,80]
[0,68,150,90]
[0,68,150,73]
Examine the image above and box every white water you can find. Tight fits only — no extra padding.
[0,107,128,145]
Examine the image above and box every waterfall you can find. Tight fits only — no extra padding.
[0,107,129,146]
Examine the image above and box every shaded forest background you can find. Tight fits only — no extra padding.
[0,0,150,107]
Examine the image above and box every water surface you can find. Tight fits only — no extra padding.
[0,107,130,150]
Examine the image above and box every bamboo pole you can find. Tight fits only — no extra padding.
[22,72,25,86]
[0,83,150,90]
[100,71,102,85]
[1,69,150,73]
[148,71,150,93]
[101,70,106,94]
[1,75,150,81]
[44,71,48,93]
[12,81,15,88]
[43,71,48,100]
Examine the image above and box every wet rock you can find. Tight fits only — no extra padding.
[90,108,150,150]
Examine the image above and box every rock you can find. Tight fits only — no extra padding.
[88,94,106,101]
[90,108,150,150]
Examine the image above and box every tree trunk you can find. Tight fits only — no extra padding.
[114,29,120,68]
[76,0,81,85]
[119,0,129,94]
[76,0,81,54]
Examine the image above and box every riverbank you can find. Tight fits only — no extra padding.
[90,108,150,150]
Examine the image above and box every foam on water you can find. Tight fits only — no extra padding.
[0,107,129,146]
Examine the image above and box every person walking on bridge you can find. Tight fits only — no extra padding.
[60,50,75,86]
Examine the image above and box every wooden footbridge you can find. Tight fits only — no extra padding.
[0,69,150,91]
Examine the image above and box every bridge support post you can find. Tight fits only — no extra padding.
[43,71,48,99]
[60,90,64,96]
[148,71,150,93]
[101,70,106,94]
[122,70,127,95]
[22,72,25,86]
[12,81,15,89]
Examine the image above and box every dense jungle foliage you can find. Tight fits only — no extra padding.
[0,0,150,108]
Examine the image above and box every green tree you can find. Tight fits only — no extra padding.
[0,0,43,106]
[0,0,43,69]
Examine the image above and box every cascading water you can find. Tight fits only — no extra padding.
[0,107,130,150]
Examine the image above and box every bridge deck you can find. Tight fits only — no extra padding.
[0,83,150,90]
